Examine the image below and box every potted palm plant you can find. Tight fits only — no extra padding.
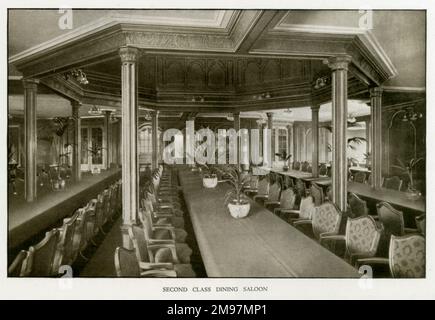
[200,164,218,188]
[88,145,105,174]
[223,165,251,218]
[275,151,292,171]
[391,157,424,200]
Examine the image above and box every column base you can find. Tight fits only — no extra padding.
[120,223,133,249]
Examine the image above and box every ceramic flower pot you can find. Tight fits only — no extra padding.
[203,175,218,188]
[227,202,250,219]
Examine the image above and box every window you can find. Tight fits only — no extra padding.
[277,128,287,155]
[138,124,161,164]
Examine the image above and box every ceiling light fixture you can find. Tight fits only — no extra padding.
[88,105,102,115]
[65,69,89,85]
[313,76,329,90]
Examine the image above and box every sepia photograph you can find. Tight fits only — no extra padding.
[1,0,433,300]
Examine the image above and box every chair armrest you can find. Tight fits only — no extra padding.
[264,201,280,206]
[139,261,174,270]
[404,227,419,234]
[293,219,312,227]
[148,238,175,245]
[253,195,268,201]
[140,269,177,277]
[280,209,300,215]
[356,257,389,269]
[153,226,176,239]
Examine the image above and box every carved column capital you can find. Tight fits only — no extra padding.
[369,87,383,98]
[325,55,352,71]
[22,78,39,90]
[119,46,140,63]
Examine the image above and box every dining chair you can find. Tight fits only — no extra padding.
[140,201,187,243]
[319,164,328,176]
[141,195,185,229]
[53,212,79,270]
[353,172,367,183]
[357,234,425,278]
[114,247,177,277]
[310,183,324,206]
[8,250,29,277]
[376,202,417,236]
[252,176,270,200]
[257,181,281,204]
[321,215,382,266]
[383,176,403,191]
[280,195,315,225]
[301,161,309,172]
[128,225,196,277]
[139,208,192,264]
[244,175,259,195]
[294,202,342,243]
[347,192,369,218]
[415,215,426,235]
[294,179,306,198]
[26,229,60,277]
[271,188,297,216]
[293,161,301,171]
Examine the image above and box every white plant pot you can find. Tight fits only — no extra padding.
[203,176,218,188]
[228,202,251,219]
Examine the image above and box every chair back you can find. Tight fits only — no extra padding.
[94,193,106,230]
[312,202,342,240]
[348,192,368,218]
[383,176,403,191]
[128,225,152,263]
[326,186,333,201]
[389,234,425,278]
[353,172,366,183]
[415,215,426,235]
[301,161,309,172]
[70,208,87,261]
[377,202,405,236]
[319,164,327,176]
[306,165,312,173]
[114,247,141,277]
[56,212,79,268]
[27,229,60,277]
[249,175,259,190]
[268,182,281,202]
[139,203,154,240]
[310,183,324,206]
[8,250,29,277]
[293,161,301,170]
[345,216,381,259]
[299,196,315,220]
[295,179,306,198]
[280,188,296,210]
[257,177,270,196]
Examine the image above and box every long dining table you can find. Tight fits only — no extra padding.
[178,169,359,278]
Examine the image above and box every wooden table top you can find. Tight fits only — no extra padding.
[271,168,313,180]
[179,170,359,278]
[348,182,425,213]
[8,169,121,250]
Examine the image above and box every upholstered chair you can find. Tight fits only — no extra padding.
[128,226,196,277]
[244,175,259,195]
[357,234,425,278]
[376,202,417,236]
[25,229,60,277]
[347,192,369,218]
[252,176,270,200]
[310,183,324,206]
[281,196,315,225]
[293,161,301,171]
[353,172,367,183]
[383,176,403,191]
[415,215,426,235]
[53,212,80,270]
[8,250,29,277]
[258,181,281,205]
[301,161,309,172]
[319,164,328,176]
[114,247,177,277]
[321,216,382,266]
[272,188,297,216]
[294,179,306,198]
[294,202,342,242]
[141,197,185,229]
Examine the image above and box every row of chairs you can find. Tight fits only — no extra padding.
[243,171,425,278]
[114,165,197,277]
[352,172,404,191]
[9,180,122,277]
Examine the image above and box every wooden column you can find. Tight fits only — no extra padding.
[234,112,240,165]
[23,79,38,202]
[327,56,351,212]
[370,87,383,189]
[311,105,320,177]
[266,112,274,168]
[119,46,140,248]
[287,124,292,165]
[104,111,112,169]
[71,101,82,182]
[293,125,298,162]
[151,111,159,169]
[365,119,371,157]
